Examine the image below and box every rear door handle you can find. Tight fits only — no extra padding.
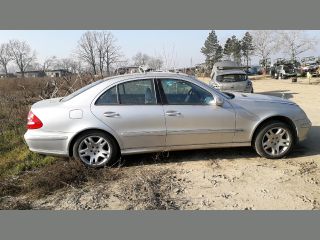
[103,112,120,118]
[165,110,181,116]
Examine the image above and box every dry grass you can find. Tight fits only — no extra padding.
[0,75,113,208]
[118,168,180,210]
[0,74,102,179]
[0,158,124,209]
[26,159,123,198]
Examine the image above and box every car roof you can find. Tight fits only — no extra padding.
[101,72,192,84]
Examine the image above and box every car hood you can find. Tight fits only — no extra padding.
[227,92,296,105]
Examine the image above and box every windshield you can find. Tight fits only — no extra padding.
[60,79,104,102]
[216,74,247,83]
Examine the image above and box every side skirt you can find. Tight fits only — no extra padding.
[121,142,251,155]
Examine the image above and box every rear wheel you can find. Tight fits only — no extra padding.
[254,121,295,159]
[73,131,119,167]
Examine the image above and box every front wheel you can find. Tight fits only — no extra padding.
[254,121,295,159]
[73,131,119,167]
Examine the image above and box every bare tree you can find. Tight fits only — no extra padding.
[9,39,36,77]
[278,30,317,60]
[161,44,178,70]
[251,30,278,69]
[77,31,98,75]
[69,59,83,74]
[148,56,163,70]
[132,52,163,70]
[132,52,150,66]
[0,43,12,75]
[42,56,57,71]
[77,31,121,77]
[96,31,121,77]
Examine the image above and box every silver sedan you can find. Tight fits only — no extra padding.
[24,72,311,167]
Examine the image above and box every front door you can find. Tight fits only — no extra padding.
[158,78,236,147]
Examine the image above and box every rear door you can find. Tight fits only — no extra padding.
[91,78,166,150]
[158,78,236,147]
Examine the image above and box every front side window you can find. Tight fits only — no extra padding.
[216,74,247,83]
[118,79,156,105]
[160,79,213,105]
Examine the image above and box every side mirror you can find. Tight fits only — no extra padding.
[212,96,224,106]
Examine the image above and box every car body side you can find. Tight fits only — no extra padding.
[24,73,311,157]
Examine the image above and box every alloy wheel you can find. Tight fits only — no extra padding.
[262,127,291,156]
[78,136,111,166]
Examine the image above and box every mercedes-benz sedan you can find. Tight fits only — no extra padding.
[24,72,311,167]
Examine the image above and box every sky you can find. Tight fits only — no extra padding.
[0,30,320,70]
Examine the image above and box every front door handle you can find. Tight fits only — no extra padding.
[103,112,120,118]
[165,110,181,116]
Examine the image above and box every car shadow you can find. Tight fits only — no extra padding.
[120,147,257,167]
[291,126,320,158]
[256,90,298,99]
[120,126,319,167]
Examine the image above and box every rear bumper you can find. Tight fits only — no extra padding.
[24,130,71,156]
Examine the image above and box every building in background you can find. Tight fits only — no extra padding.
[45,69,71,78]
[16,69,71,78]
[16,70,46,78]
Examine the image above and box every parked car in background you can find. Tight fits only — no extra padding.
[209,61,253,93]
[272,64,297,79]
[302,63,319,77]
[245,66,263,75]
[24,72,311,167]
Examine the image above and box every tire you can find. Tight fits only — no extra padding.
[254,121,295,159]
[73,131,119,167]
[251,88,254,93]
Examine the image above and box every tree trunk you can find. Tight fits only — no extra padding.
[106,62,110,77]
[3,65,8,75]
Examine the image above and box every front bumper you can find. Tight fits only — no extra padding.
[295,118,312,142]
[24,130,71,156]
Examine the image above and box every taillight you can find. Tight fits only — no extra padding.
[27,111,43,129]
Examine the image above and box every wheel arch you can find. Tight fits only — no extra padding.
[68,128,121,157]
[250,115,298,146]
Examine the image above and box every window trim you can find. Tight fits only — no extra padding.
[157,78,214,106]
[94,78,160,106]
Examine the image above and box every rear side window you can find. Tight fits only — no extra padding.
[118,79,156,105]
[95,79,157,105]
[95,86,118,105]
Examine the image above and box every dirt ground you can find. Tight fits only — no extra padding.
[30,77,320,210]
